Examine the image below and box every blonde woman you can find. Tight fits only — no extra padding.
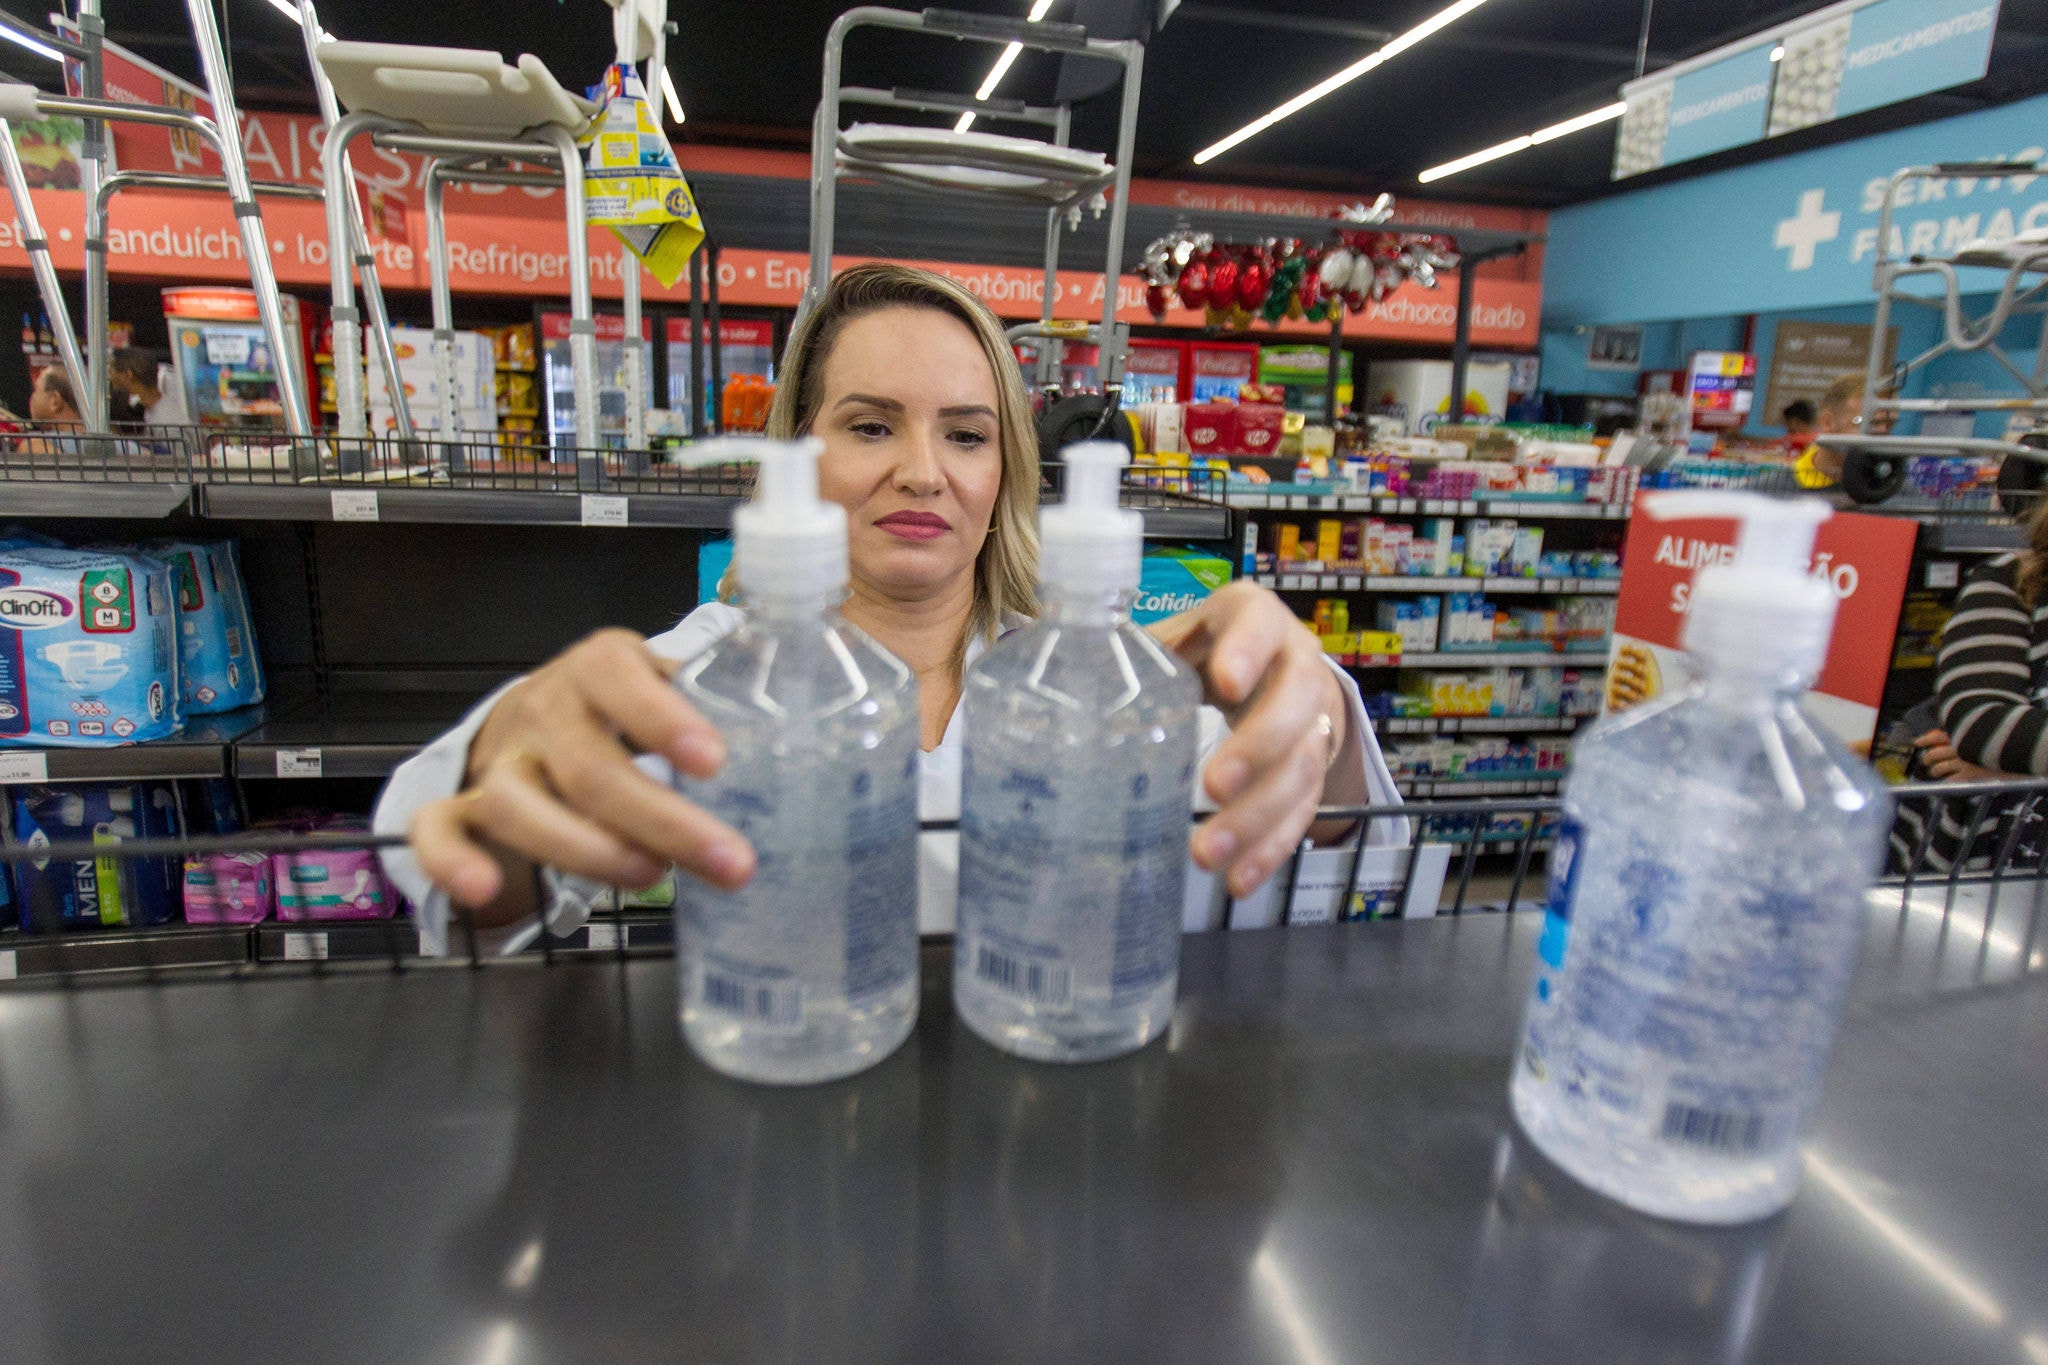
[375,264,1404,949]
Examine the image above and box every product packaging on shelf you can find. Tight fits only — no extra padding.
[183,852,275,924]
[271,815,397,921]
[149,539,264,713]
[1134,546,1233,625]
[9,782,182,930]
[0,546,181,747]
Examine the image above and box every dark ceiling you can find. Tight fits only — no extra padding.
[5,0,2047,208]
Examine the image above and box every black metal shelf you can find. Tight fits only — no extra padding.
[252,920,420,962]
[195,485,741,530]
[0,708,269,785]
[0,483,193,518]
[0,923,251,980]
[230,694,482,780]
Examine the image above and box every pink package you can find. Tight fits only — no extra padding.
[272,816,395,921]
[183,852,275,924]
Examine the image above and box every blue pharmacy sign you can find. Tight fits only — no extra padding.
[1546,91,2048,325]
[1663,44,1778,166]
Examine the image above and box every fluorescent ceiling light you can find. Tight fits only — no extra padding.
[1417,101,1625,183]
[0,24,63,62]
[962,0,1058,128]
[1193,0,1494,165]
[660,67,685,124]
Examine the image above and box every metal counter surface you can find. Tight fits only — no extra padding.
[0,895,2043,1364]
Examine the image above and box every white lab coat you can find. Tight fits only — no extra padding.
[373,601,1408,954]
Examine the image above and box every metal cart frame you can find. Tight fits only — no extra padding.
[807,6,1146,424]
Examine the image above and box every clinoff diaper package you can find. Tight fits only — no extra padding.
[0,546,181,746]
[9,782,182,930]
[272,815,397,921]
[148,539,264,713]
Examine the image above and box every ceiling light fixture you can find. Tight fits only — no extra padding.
[0,23,64,61]
[1192,0,1494,165]
[1770,44,1786,62]
[960,0,1059,133]
[660,67,685,124]
[1416,101,1627,183]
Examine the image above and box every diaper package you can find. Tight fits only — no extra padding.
[272,815,396,921]
[183,851,274,924]
[0,547,182,746]
[148,539,264,713]
[9,782,182,930]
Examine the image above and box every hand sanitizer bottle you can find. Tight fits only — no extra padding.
[954,443,1202,1062]
[1510,492,1891,1223]
[668,437,921,1085]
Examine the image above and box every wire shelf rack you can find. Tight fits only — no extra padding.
[3,780,2043,987]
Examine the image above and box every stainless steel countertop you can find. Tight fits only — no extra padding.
[1,897,2043,1364]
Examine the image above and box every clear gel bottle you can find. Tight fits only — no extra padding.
[955,443,1202,1062]
[1510,492,1891,1223]
[669,438,921,1085]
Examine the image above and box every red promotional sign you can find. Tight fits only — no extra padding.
[1607,494,1918,749]
[666,317,773,346]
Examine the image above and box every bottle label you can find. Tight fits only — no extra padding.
[684,732,919,1030]
[1517,833,1864,1156]
[959,751,1195,1011]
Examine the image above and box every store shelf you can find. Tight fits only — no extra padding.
[540,914,674,953]
[0,708,269,785]
[0,924,251,981]
[4,482,193,519]
[231,694,481,781]
[1356,650,1611,669]
[196,485,742,530]
[1379,715,1587,735]
[1396,776,1563,797]
[1255,573,1621,595]
[253,921,420,963]
[1228,491,1630,520]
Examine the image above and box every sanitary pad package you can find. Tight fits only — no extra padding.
[149,539,264,713]
[0,547,181,746]
[272,815,396,921]
[183,852,274,924]
[9,782,182,930]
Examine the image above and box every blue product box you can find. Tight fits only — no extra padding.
[10,782,182,930]
[1133,546,1233,625]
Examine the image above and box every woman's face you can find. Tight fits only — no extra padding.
[811,307,1004,604]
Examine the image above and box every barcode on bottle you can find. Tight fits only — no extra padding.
[1659,1101,1765,1154]
[701,971,803,1031]
[974,945,1070,1007]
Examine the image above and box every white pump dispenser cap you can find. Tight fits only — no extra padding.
[672,437,846,598]
[1644,491,1835,681]
[1041,442,1141,596]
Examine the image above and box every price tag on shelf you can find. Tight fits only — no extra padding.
[275,748,323,779]
[1282,575,1305,590]
[581,494,629,527]
[330,489,379,522]
[282,931,329,961]
[1341,575,1362,591]
[1288,495,1309,510]
[585,922,622,951]
[0,752,49,784]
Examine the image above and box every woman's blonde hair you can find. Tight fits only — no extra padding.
[719,263,1041,656]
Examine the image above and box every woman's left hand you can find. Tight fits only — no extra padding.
[1148,581,1349,897]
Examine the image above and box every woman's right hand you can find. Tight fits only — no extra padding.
[410,629,756,920]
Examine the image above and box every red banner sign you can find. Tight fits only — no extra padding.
[1606,494,1919,749]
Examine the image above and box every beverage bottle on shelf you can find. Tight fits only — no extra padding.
[1510,492,1890,1223]
[955,443,1202,1062]
[667,437,921,1084]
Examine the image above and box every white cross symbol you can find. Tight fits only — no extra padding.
[1774,189,1840,271]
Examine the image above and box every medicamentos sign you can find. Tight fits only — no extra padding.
[1547,90,2048,325]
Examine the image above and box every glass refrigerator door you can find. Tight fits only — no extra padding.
[542,313,653,449]
[666,318,777,427]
